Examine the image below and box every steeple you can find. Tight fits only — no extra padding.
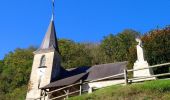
[26,1,61,99]
[37,0,59,53]
[39,20,59,52]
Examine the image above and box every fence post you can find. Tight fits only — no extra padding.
[66,90,69,99]
[79,80,82,95]
[124,69,128,85]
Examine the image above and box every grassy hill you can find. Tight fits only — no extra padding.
[69,80,170,100]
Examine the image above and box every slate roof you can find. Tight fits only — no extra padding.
[41,73,86,89]
[58,66,90,80]
[86,61,127,81]
[66,66,90,76]
[41,62,128,89]
[38,20,59,52]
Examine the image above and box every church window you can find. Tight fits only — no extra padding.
[40,55,46,67]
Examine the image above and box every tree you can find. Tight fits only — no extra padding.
[118,29,140,60]
[84,43,106,65]
[127,45,137,69]
[101,29,140,63]
[58,39,92,68]
[0,47,36,99]
[0,60,3,74]
[100,34,118,62]
[142,26,170,74]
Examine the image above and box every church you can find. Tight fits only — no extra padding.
[26,1,154,100]
[26,12,127,100]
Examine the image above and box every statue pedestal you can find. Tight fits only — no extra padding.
[133,61,156,82]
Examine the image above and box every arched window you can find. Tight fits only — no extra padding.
[40,55,46,67]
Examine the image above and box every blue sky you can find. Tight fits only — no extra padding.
[0,0,170,59]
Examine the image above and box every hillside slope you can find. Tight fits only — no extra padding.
[69,80,170,100]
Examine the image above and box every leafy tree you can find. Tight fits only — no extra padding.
[142,26,170,74]
[84,43,106,65]
[118,29,139,60]
[101,34,118,62]
[0,47,36,99]
[59,39,92,68]
[127,45,137,69]
[101,29,140,63]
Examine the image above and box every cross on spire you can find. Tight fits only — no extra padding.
[51,0,55,21]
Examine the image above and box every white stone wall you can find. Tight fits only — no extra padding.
[82,79,124,93]
[26,51,60,100]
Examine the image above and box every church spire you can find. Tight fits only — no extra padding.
[37,0,59,53]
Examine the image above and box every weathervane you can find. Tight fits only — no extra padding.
[52,0,55,21]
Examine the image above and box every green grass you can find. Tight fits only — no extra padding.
[69,80,170,100]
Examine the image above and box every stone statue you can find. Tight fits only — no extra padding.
[135,38,145,62]
[133,37,155,80]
